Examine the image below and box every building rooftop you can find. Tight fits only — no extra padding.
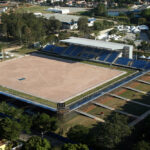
[42,13,95,24]
[61,37,133,51]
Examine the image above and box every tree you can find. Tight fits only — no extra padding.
[62,143,89,150]
[33,113,58,134]
[78,17,89,34]
[94,4,107,16]
[46,17,62,34]
[20,115,33,134]
[67,125,89,143]
[138,18,147,25]
[0,101,23,119]
[132,141,150,150]
[22,136,51,150]
[142,8,150,20]
[138,41,150,52]
[0,117,22,141]
[89,114,132,149]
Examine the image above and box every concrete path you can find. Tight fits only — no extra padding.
[136,79,150,85]
[92,101,138,118]
[122,86,146,94]
[75,109,105,122]
[128,110,150,127]
[108,93,150,108]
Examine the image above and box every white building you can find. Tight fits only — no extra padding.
[42,14,96,30]
[46,7,69,14]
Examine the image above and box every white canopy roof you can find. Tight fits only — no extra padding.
[61,37,133,51]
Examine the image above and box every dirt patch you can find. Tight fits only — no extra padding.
[139,75,150,82]
[111,88,127,96]
[95,95,113,104]
[80,104,96,112]
[126,81,140,89]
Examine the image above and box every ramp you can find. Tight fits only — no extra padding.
[92,101,138,118]
[108,93,150,108]
[75,110,105,122]
[136,79,150,85]
[129,110,150,127]
[122,86,146,94]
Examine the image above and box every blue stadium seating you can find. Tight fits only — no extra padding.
[115,57,132,66]
[84,47,91,52]
[106,51,119,63]
[94,49,100,53]
[70,47,83,57]
[145,62,150,70]
[80,53,89,59]
[131,60,147,69]
[88,54,95,59]
[63,46,76,55]
[98,51,110,61]
[53,47,65,54]
[43,45,55,52]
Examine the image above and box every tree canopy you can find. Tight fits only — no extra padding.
[0,117,22,141]
[67,125,89,143]
[22,136,51,150]
[33,113,58,134]
[89,114,132,149]
[62,143,89,150]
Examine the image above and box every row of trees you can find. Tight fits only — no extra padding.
[93,20,114,31]
[0,101,89,150]
[0,102,58,141]
[1,13,62,44]
[22,136,89,150]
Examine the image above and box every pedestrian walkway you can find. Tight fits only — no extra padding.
[75,109,105,122]
[128,110,150,127]
[122,86,146,94]
[92,101,138,118]
[136,79,150,85]
[108,93,150,108]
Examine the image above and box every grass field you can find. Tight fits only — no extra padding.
[139,75,150,82]
[0,85,57,108]
[127,81,150,92]
[14,47,38,55]
[16,5,52,14]
[95,96,149,116]
[113,88,150,105]
[114,88,144,99]
[58,113,97,136]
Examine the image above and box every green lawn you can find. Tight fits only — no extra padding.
[88,105,113,120]
[128,81,150,92]
[14,47,38,55]
[16,5,52,14]
[118,88,150,105]
[99,97,149,116]
[0,85,57,108]
[119,88,144,99]
[139,75,150,82]
[58,113,97,136]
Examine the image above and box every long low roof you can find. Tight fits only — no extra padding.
[61,37,133,51]
[42,13,95,24]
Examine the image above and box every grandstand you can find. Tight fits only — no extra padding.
[42,37,150,70]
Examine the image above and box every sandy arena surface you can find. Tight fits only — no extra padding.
[0,54,125,103]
